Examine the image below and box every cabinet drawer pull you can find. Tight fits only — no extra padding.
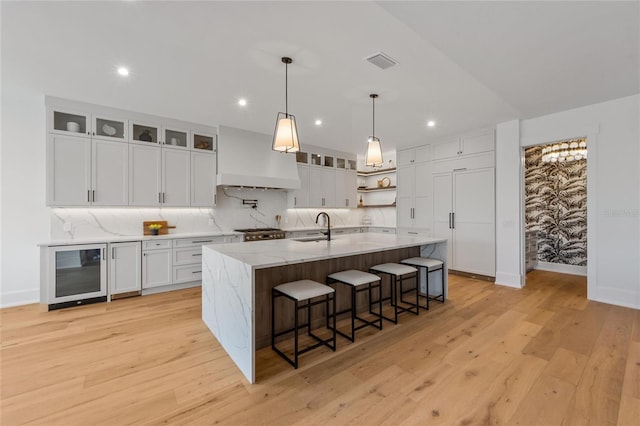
[192,270,202,274]
[191,240,212,244]
[453,167,467,172]
[408,231,418,235]
[191,253,202,257]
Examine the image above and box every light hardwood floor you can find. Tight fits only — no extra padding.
[1,271,638,425]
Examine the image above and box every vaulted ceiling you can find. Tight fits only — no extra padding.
[2,1,638,154]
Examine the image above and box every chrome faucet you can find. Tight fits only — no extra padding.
[315,212,331,241]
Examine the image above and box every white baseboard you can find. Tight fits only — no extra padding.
[535,261,587,276]
[1,289,39,308]
[495,272,522,288]
[590,286,640,310]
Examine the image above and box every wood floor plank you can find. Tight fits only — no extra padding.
[1,272,637,425]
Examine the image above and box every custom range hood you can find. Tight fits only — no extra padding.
[216,125,301,189]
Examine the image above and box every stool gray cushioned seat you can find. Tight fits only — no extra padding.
[370,263,417,276]
[274,279,335,301]
[328,270,381,286]
[401,257,443,269]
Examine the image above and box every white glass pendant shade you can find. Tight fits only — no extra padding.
[272,112,300,153]
[365,137,383,167]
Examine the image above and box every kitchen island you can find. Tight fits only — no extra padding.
[202,233,447,383]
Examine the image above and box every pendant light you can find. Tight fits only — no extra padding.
[365,94,383,167]
[272,57,300,153]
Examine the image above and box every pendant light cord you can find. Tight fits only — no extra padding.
[372,95,375,138]
[285,61,288,116]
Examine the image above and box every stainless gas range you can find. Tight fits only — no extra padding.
[234,228,286,242]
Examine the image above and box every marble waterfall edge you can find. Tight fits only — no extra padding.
[202,244,255,382]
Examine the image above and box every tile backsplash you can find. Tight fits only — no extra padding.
[50,188,396,240]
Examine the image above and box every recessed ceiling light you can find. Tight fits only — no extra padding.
[315,119,322,126]
[238,98,247,106]
[427,120,436,127]
[117,67,129,76]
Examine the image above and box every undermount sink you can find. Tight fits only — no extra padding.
[292,236,329,242]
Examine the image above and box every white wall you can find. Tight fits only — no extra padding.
[0,87,50,307]
[495,120,522,288]
[496,95,640,309]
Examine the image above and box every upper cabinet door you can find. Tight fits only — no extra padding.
[47,134,92,206]
[92,139,128,206]
[129,144,162,206]
[49,106,92,137]
[433,139,461,160]
[192,131,216,152]
[190,151,216,207]
[92,114,128,142]
[397,149,415,166]
[129,120,161,145]
[163,125,189,150]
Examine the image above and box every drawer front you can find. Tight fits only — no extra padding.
[173,247,202,265]
[142,239,172,250]
[173,264,202,284]
[173,236,225,248]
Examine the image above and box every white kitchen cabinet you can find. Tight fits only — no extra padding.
[109,242,141,297]
[129,144,162,206]
[433,130,494,160]
[162,125,189,150]
[47,135,128,206]
[396,146,432,232]
[92,114,128,142]
[308,167,335,207]
[191,151,217,207]
[288,164,309,208]
[142,241,173,289]
[129,120,162,145]
[129,145,189,206]
[48,106,92,137]
[433,167,495,277]
[335,169,357,208]
[47,134,92,206]
[192,131,216,152]
[92,139,128,206]
[162,148,191,206]
[397,145,431,166]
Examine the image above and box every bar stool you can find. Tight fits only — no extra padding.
[327,270,383,342]
[369,263,419,324]
[400,257,445,310]
[271,280,336,369]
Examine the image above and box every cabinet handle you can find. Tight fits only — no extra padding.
[408,231,418,235]
[102,250,105,261]
[92,190,95,202]
[163,193,166,203]
[448,213,452,229]
[192,253,202,257]
[93,132,96,136]
[214,194,217,204]
[112,247,115,259]
[452,212,455,229]
[88,190,91,202]
[453,168,467,172]
[294,196,297,206]
[346,198,349,207]
[191,240,212,244]
[158,193,162,203]
[192,270,202,274]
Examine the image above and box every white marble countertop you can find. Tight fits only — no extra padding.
[38,231,243,247]
[204,233,446,269]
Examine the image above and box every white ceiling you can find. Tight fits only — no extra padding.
[2,1,638,154]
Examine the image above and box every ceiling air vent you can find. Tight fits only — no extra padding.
[365,52,398,70]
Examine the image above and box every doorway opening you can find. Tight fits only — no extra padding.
[522,138,588,290]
